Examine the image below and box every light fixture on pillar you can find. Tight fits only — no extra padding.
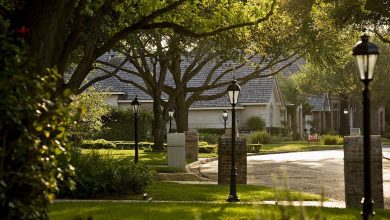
[168,108,174,133]
[352,33,379,220]
[226,80,241,202]
[131,96,141,164]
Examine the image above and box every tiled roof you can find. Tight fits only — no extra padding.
[91,52,303,107]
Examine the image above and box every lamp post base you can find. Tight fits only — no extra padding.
[227,194,240,202]
[361,198,375,220]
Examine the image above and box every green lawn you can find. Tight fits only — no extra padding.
[49,201,390,220]
[261,143,343,153]
[123,182,322,202]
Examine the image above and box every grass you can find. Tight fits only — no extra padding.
[123,182,322,202]
[49,201,390,220]
[81,149,168,165]
[261,143,343,153]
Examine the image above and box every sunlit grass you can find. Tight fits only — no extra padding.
[261,143,342,153]
[49,201,390,220]
[124,182,322,202]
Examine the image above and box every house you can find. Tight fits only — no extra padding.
[92,53,297,133]
[304,93,385,135]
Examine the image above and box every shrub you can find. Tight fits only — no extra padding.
[198,145,217,153]
[57,150,156,198]
[199,133,220,144]
[81,139,116,149]
[197,128,225,135]
[246,116,266,131]
[248,131,272,144]
[0,34,74,219]
[98,108,153,141]
[247,144,263,153]
[321,135,344,145]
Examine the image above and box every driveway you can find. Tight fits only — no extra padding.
[197,148,390,209]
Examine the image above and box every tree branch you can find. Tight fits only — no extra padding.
[141,0,276,38]
[96,0,186,56]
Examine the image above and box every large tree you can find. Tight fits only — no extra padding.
[0,0,277,94]
[93,0,345,146]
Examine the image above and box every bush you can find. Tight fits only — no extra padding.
[248,131,272,144]
[246,116,266,131]
[198,145,217,153]
[57,150,156,198]
[98,108,153,141]
[199,133,220,144]
[197,128,225,135]
[81,139,116,149]
[0,34,74,219]
[247,144,263,153]
[321,135,344,145]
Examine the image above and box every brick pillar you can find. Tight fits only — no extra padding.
[185,131,198,161]
[344,135,384,208]
[218,137,247,184]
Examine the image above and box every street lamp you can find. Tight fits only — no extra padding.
[352,33,379,220]
[226,80,241,202]
[131,96,141,164]
[168,108,174,133]
[222,110,228,131]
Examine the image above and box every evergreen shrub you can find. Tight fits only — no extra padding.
[57,150,156,198]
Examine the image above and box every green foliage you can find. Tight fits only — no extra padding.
[0,34,74,219]
[70,87,110,141]
[81,139,116,149]
[198,145,217,153]
[98,108,153,141]
[57,150,156,198]
[246,116,266,131]
[321,135,344,145]
[248,131,272,144]
[197,128,225,135]
[199,133,220,144]
[247,144,263,153]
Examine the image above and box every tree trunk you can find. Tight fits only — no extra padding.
[175,94,189,132]
[151,96,167,151]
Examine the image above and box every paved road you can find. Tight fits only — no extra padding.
[198,147,390,209]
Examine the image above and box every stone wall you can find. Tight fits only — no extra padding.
[344,135,384,208]
[185,131,198,161]
[218,137,247,184]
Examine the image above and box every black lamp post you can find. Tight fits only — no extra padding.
[352,33,379,220]
[226,80,241,202]
[222,110,228,131]
[131,96,141,164]
[168,108,174,133]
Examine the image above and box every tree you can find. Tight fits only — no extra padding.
[328,0,390,44]
[70,87,110,142]
[0,0,278,94]
[93,0,336,140]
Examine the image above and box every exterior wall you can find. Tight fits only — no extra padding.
[105,95,120,107]
[188,109,234,129]
[237,105,268,129]
[117,102,153,111]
